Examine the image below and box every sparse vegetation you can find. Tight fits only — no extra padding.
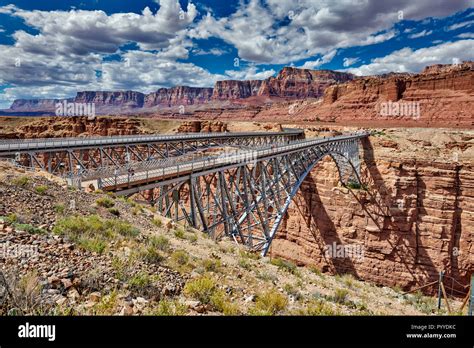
[149,235,170,252]
[53,203,65,214]
[53,215,139,253]
[147,299,188,316]
[184,276,217,304]
[96,197,115,208]
[108,207,120,216]
[12,176,29,187]
[201,258,222,273]
[170,250,189,266]
[250,289,288,316]
[174,228,185,239]
[270,257,299,275]
[332,288,349,304]
[34,185,48,195]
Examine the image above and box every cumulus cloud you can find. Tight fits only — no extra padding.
[300,50,337,69]
[224,65,276,80]
[190,0,472,64]
[346,39,474,76]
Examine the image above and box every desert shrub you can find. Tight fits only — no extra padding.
[34,185,48,195]
[201,258,221,273]
[257,272,277,283]
[108,208,120,217]
[53,204,65,214]
[96,197,115,208]
[293,300,336,315]
[12,176,29,187]
[14,223,46,235]
[147,299,187,316]
[0,271,49,315]
[152,218,163,228]
[210,290,239,315]
[174,228,185,239]
[183,276,217,304]
[250,289,288,316]
[270,258,298,275]
[333,288,349,304]
[149,235,170,252]
[53,215,139,253]
[238,258,252,270]
[137,245,165,265]
[171,250,189,266]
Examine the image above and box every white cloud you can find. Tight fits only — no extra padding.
[343,57,361,67]
[346,39,474,76]
[458,32,474,38]
[193,47,229,56]
[447,19,474,30]
[408,29,433,38]
[300,50,337,69]
[224,65,276,80]
[190,0,472,64]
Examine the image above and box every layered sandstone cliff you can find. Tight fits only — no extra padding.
[212,80,263,100]
[270,129,473,295]
[145,86,213,107]
[0,116,147,139]
[259,67,354,98]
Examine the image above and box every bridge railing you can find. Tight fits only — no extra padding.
[97,131,370,189]
[0,129,304,152]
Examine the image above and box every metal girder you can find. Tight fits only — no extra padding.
[1,130,303,177]
[106,132,369,254]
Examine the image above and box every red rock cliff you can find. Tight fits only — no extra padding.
[145,86,213,107]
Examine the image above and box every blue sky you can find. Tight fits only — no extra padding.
[0,0,473,108]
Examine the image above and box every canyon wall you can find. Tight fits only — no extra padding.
[270,137,473,295]
[145,86,214,107]
[0,117,147,139]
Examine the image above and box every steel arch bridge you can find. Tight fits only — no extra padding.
[91,131,370,256]
[0,130,303,177]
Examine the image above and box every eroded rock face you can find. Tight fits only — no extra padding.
[177,121,228,133]
[270,140,473,295]
[259,67,354,98]
[145,86,213,107]
[2,117,147,138]
[75,91,145,108]
[212,80,263,100]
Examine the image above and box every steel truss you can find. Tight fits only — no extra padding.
[0,131,303,176]
[111,134,367,255]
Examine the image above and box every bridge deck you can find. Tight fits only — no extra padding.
[0,130,304,154]
[87,131,370,194]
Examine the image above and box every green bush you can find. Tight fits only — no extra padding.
[250,289,288,315]
[12,176,29,187]
[152,218,163,228]
[14,223,46,235]
[174,228,185,239]
[183,276,217,304]
[53,204,65,214]
[201,258,222,273]
[270,257,298,275]
[108,208,120,217]
[138,246,165,264]
[333,288,349,304]
[149,235,170,252]
[53,215,139,253]
[147,299,187,316]
[171,250,189,265]
[34,185,48,195]
[96,197,115,208]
